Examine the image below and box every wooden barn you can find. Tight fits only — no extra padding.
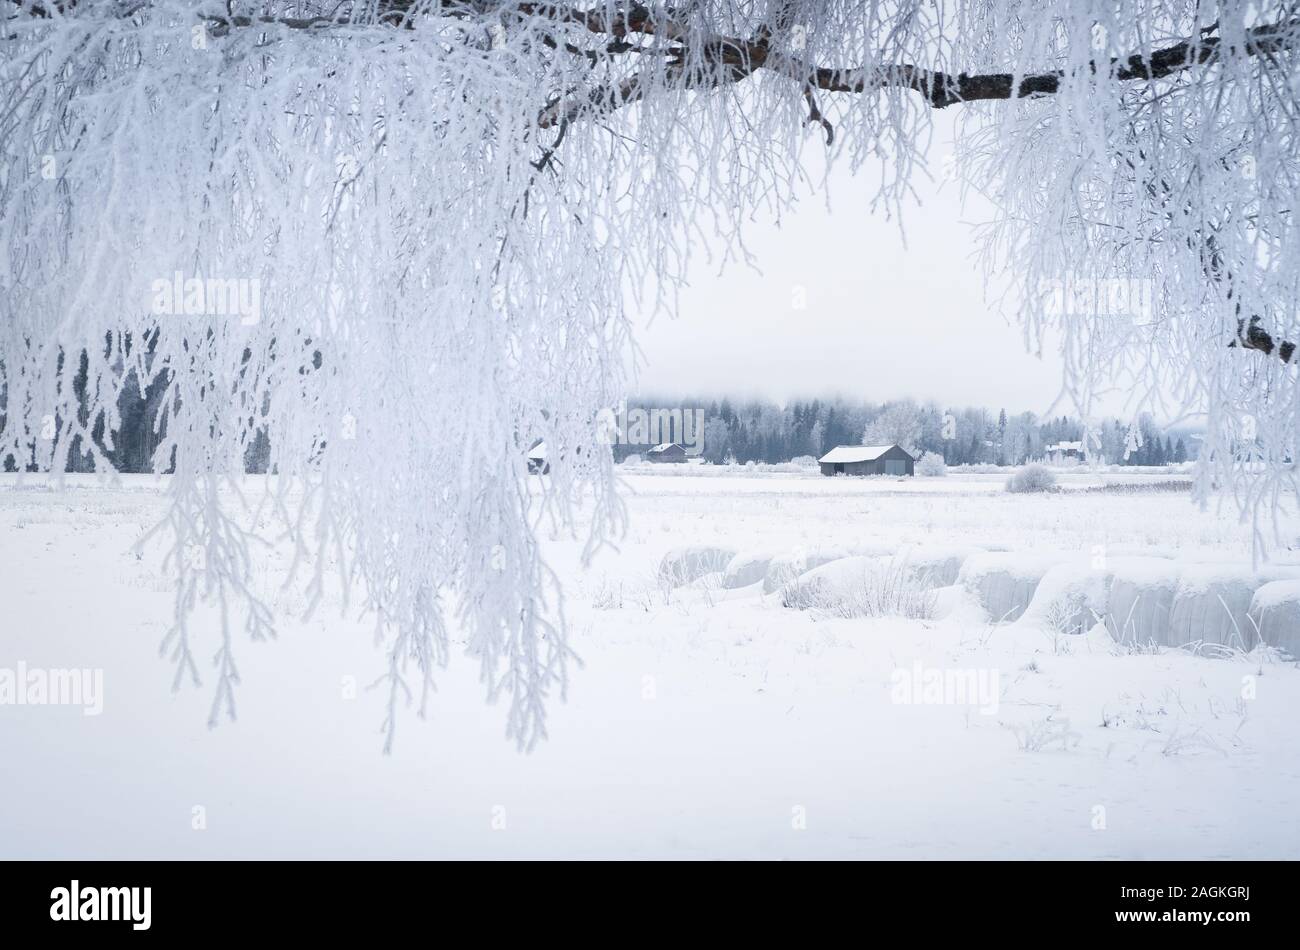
[818,444,916,476]
[1045,440,1083,460]
[646,442,688,463]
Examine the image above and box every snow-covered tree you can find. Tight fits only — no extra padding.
[702,417,731,464]
[3,1,1299,742]
[916,451,947,477]
[864,401,923,452]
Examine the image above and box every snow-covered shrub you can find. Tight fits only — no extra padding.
[1167,567,1260,651]
[657,546,737,588]
[916,452,947,477]
[789,455,819,470]
[1104,558,1180,645]
[1249,581,1300,659]
[1005,464,1058,494]
[959,552,1062,623]
[722,551,774,590]
[621,454,643,466]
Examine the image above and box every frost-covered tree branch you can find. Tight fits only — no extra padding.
[3,1,1299,744]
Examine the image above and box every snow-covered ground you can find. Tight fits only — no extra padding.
[2,471,1299,859]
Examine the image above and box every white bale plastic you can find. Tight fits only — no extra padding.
[1014,561,1109,634]
[762,553,805,594]
[781,555,884,609]
[658,546,737,587]
[687,570,727,591]
[1249,580,1300,658]
[958,552,1064,623]
[1167,565,1260,650]
[761,543,891,594]
[891,544,979,589]
[929,584,968,620]
[1103,557,1180,645]
[721,551,774,589]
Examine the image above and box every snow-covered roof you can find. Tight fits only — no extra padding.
[818,444,905,464]
[648,442,683,453]
[527,441,546,460]
[1047,441,1083,452]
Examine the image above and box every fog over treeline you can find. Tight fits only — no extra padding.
[617,395,1197,467]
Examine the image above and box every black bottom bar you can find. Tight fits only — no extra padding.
[0,860,1280,937]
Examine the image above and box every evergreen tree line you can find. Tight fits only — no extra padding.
[615,396,1195,467]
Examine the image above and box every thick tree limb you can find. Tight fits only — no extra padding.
[796,17,1300,106]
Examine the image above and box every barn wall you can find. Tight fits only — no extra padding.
[819,448,916,476]
[648,446,687,463]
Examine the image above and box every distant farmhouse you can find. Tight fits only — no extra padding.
[1045,440,1083,460]
[818,444,915,476]
[646,442,688,463]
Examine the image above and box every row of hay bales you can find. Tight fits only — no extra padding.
[969,553,1300,653]
[656,544,1300,657]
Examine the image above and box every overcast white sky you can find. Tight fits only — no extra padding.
[631,125,1075,414]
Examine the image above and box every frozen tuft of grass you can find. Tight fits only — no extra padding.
[783,559,938,620]
[591,577,625,610]
[1003,716,1081,752]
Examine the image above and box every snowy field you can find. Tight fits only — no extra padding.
[3,470,1300,859]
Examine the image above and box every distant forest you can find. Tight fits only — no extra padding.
[4,373,1194,473]
[616,396,1196,467]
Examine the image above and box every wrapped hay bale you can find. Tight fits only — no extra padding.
[890,544,979,589]
[781,554,937,618]
[1167,566,1260,650]
[781,555,883,609]
[657,546,737,588]
[1014,562,1109,635]
[721,550,775,589]
[1103,557,1180,645]
[958,552,1063,623]
[762,553,807,594]
[1249,581,1300,659]
[761,544,891,594]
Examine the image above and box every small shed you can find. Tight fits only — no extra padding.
[818,444,915,476]
[1046,440,1083,460]
[647,442,688,463]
